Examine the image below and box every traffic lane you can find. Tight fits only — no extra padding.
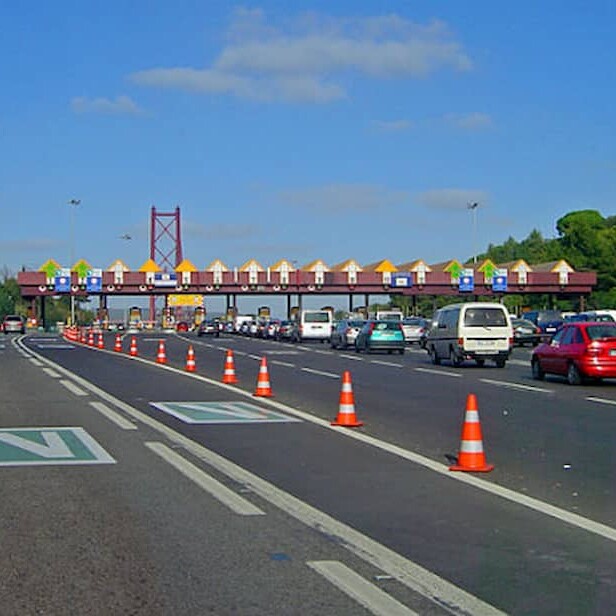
[23,339,616,614]
[146,334,616,525]
[7,340,429,615]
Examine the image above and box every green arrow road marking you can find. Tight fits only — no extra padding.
[150,401,301,424]
[0,431,73,458]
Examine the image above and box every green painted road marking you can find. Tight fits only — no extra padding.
[0,428,115,466]
[150,401,301,425]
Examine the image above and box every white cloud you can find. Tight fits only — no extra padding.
[444,112,493,130]
[71,95,143,115]
[279,183,409,212]
[373,119,413,132]
[415,188,488,210]
[130,11,472,103]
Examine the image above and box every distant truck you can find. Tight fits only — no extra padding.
[373,310,404,321]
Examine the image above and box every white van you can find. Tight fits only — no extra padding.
[293,309,333,343]
[425,302,513,368]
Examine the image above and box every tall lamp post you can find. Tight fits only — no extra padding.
[68,198,81,325]
[467,201,479,265]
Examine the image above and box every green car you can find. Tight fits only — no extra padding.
[354,320,405,354]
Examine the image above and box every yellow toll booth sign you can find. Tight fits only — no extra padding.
[168,294,204,307]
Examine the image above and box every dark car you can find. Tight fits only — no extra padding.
[531,321,616,384]
[197,320,220,337]
[355,320,405,354]
[511,318,542,346]
[276,320,296,341]
[521,310,564,340]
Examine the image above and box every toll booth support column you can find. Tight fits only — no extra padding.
[40,295,46,330]
[349,294,353,313]
[286,294,291,319]
[364,294,369,313]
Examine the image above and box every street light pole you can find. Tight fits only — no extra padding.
[467,202,479,265]
[68,199,81,325]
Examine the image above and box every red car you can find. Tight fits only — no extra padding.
[531,321,616,385]
[175,321,189,332]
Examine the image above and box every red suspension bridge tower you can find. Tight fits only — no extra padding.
[149,206,183,321]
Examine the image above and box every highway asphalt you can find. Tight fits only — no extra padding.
[3,331,616,614]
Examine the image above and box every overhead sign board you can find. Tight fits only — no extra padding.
[168,294,204,307]
[492,268,508,292]
[391,272,412,288]
[54,275,71,293]
[459,269,475,292]
[154,272,178,287]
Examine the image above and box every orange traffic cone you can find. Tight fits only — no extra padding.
[331,371,363,427]
[156,340,167,364]
[222,349,238,384]
[88,331,94,346]
[97,333,104,349]
[129,336,138,357]
[185,345,196,372]
[114,334,122,352]
[253,357,273,397]
[449,393,494,472]
[80,329,86,344]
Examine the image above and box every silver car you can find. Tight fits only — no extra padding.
[3,315,25,334]
[330,319,365,349]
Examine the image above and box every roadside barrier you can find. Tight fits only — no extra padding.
[129,336,138,357]
[114,334,122,352]
[185,345,196,372]
[97,333,104,349]
[331,370,363,427]
[253,357,273,397]
[449,393,494,472]
[80,330,86,344]
[156,340,167,364]
[222,349,238,384]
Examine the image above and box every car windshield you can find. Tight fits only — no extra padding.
[586,325,616,340]
[304,312,330,323]
[463,308,507,327]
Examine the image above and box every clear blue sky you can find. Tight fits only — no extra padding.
[2,1,615,283]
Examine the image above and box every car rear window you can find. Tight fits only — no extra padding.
[463,308,507,327]
[4,316,22,322]
[586,325,616,340]
[304,312,330,323]
[374,321,401,331]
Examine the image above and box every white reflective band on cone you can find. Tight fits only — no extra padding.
[459,440,485,453]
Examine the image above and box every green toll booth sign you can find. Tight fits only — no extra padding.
[0,428,115,466]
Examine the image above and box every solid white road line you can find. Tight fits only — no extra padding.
[29,358,44,366]
[586,397,616,406]
[414,367,462,378]
[301,367,340,379]
[339,354,364,361]
[307,561,418,616]
[480,379,553,394]
[271,360,296,368]
[59,379,87,396]
[370,360,403,368]
[89,401,137,430]
[145,442,265,516]
[42,367,61,378]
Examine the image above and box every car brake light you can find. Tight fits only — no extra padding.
[509,337,514,346]
[458,337,464,345]
[368,322,375,333]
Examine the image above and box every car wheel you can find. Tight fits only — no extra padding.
[450,348,463,367]
[567,362,583,386]
[398,348,404,355]
[531,359,545,380]
[430,346,440,366]
[331,339,338,349]
[495,358,506,368]
[475,359,485,367]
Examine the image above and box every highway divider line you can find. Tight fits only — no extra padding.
[339,354,364,361]
[301,367,340,379]
[89,401,137,430]
[29,358,44,367]
[145,442,265,516]
[42,367,61,378]
[370,360,403,368]
[271,360,296,368]
[479,379,553,394]
[586,397,616,406]
[59,379,88,397]
[21,338,616,546]
[306,561,418,616]
[414,367,462,378]
[18,339,505,615]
